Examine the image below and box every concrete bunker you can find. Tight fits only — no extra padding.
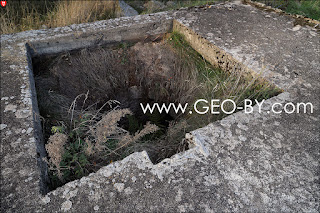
[26,19,281,192]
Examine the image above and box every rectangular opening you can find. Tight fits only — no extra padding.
[28,20,281,192]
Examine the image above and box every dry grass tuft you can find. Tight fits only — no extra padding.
[90,109,132,151]
[88,109,159,154]
[45,133,68,179]
[42,92,160,186]
[50,0,119,28]
[0,0,120,34]
[49,47,130,103]
[84,138,94,156]
[117,122,160,149]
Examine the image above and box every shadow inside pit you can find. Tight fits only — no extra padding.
[30,31,282,191]
[31,34,191,190]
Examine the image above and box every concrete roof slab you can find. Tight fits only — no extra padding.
[1,1,319,212]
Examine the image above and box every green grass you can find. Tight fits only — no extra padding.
[126,0,222,14]
[253,0,320,20]
[167,31,282,127]
[129,0,319,20]
[286,0,320,20]
[160,0,219,9]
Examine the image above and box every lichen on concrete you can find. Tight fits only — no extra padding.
[1,1,319,212]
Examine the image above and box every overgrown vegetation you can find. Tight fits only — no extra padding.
[2,0,318,35]
[34,32,281,190]
[252,0,320,20]
[126,0,222,14]
[0,0,120,34]
[44,105,159,186]
[286,0,320,20]
[166,32,282,128]
[127,0,319,19]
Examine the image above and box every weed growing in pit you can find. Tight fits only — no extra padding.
[166,31,282,127]
[44,96,159,189]
[39,31,281,189]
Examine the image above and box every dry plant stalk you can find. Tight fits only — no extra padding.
[1,0,119,34]
[52,0,119,28]
[87,108,159,155]
[45,133,68,179]
[116,122,160,151]
[90,109,132,151]
[85,138,94,156]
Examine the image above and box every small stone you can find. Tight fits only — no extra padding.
[15,109,31,118]
[292,25,301,31]
[131,176,137,182]
[114,183,125,192]
[61,200,72,212]
[0,124,7,130]
[238,135,247,142]
[124,187,133,195]
[41,196,50,204]
[26,128,33,134]
[94,205,99,211]
[4,104,17,112]
[185,133,193,140]
[309,31,317,37]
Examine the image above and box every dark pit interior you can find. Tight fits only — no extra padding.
[32,33,195,190]
[31,31,282,191]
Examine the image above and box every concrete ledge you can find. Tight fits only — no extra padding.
[1,1,319,212]
[173,19,254,76]
[28,19,173,57]
[243,0,320,30]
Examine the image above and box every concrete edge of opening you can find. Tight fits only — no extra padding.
[29,17,285,195]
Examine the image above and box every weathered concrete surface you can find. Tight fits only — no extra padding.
[1,1,319,212]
